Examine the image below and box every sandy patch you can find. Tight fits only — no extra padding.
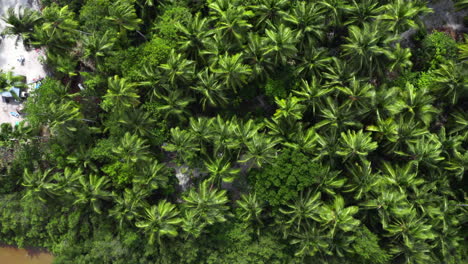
[0,0,45,126]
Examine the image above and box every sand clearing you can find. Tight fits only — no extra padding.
[0,0,45,126]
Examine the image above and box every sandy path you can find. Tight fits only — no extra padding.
[0,0,45,126]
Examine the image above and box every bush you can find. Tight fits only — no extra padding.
[421,31,458,69]
[152,6,192,41]
[105,37,173,81]
[250,149,335,206]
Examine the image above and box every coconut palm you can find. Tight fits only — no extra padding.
[163,127,200,164]
[153,87,194,123]
[236,193,263,224]
[190,69,228,111]
[176,14,213,61]
[293,78,333,115]
[251,0,289,30]
[203,155,240,186]
[53,167,83,196]
[240,133,278,168]
[0,71,27,94]
[336,129,378,162]
[81,30,116,68]
[388,43,413,74]
[211,53,252,92]
[159,50,195,86]
[317,196,360,237]
[1,7,42,45]
[209,0,252,44]
[118,108,155,138]
[263,24,298,66]
[279,191,321,232]
[106,0,142,41]
[388,82,439,126]
[379,0,432,34]
[110,188,147,229]
[182,180,229,225]
[134,160,170,191]
[341,23,397,77]
[294,47,331,80]
[432,61,468,106]
[22,168,57,202]
[113,132,150,164]
[73,174,113,214]
[343,0,383,26]
[102,76,140,112]
[273,96,306,121]
[136,200,182,245]
[244,33,274,81]
[283,1,325,52]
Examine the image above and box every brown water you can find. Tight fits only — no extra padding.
[0,246,53,264]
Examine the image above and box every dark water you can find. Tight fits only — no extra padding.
[0,246,53,264]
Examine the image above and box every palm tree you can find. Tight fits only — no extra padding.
[189,116,214,147]
[22,168,57,202]
[182,180,229,225]
[294,47,330,80]
[1,7,42,45]
[211,53,252,93]
[118,108,155,138]
[279,191,321,232]
[387,43,413,73]
[153,87,193,123]
[34,4,78,52]
[244,33,274,81]
[317,196,360,237]
[176,14,213,61]
[0,71,27,95]
[159,50,195,86]
[344,160,382,200]
[343,0,383,27]
[73,174,113,214]
[190,69,228,111]
[263,24,298,66]
[273,96,305,121]
[319,0,347,27]
[322,57,356,88]
[236,193,263,224]
[209,0,252,44]
[106,0,143,42]
[251,0,289,30]
[341,23,396,77]
[134,160,170,191]
[113,132,150,164]
[293,78,333,115]
[379,0,432,34]
[163,127,200,164]
[388,82,439,126]
[53,167,83,197]
[81,30,116,69]
[432,61,468,106]
[240,133,278,168]
[135,200,182,245]
[203,155,240,186]
[110,188,147,229]
[282,1,325,52]
[48,101,82,136]
[336,129,378,162]
[102,76,140,112]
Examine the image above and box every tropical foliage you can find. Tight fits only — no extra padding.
[0,0,467,263]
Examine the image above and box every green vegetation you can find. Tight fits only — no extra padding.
[0,0,467,263]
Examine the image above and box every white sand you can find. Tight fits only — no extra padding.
[0,0,45,126]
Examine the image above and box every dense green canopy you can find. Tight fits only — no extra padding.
[0,0,467,263]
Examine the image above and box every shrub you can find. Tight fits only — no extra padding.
[421,31,458,69]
